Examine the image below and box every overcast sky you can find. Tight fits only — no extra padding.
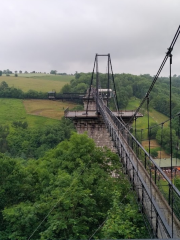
[0,0,180,76]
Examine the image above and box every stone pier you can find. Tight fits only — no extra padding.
[64,89,142,151]
[73,115,116,151]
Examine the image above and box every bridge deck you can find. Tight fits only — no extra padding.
[65,110,143,119]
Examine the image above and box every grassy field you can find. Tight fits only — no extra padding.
[125,97,168,130]
[142,139,160,148]
[0,98,76,128]
[142,139,170,158]
[125,97,141,111]
[23,99,77,120]
[126,97,170,157]
[0,74,74,92]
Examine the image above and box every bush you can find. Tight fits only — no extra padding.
[150,148,158,158]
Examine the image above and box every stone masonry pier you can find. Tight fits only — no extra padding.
[64,89,142,151]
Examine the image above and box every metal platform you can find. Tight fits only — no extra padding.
[65,109,143,122]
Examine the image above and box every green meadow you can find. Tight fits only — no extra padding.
[126,97,168,130]
[0,98,59,128]
[0,74,74,92]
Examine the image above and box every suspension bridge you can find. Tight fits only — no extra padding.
[65,26,180,238]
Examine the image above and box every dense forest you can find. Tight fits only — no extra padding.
[0,132,149,239]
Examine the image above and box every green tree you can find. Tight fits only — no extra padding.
[0,125,9,153]
[60,83,71,93]
[149,123,160,139]
[174,177,180,190]
[75,71,81,79]
[156,127,177,155]
[50,70,57,75]
[150,148,158,158]
[0,81,8,90]
[7,118,75,159]
[101,191,148,239]
[12,121,28,129]
[0,133,148,239]
[74,83,88,93]
[0,70,2,76]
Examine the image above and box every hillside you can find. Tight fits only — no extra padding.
[0,74,74,92]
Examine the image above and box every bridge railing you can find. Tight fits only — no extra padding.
[64,107,69,117]
[97,97,174,237]
[50,93,86,100]
[98,97,180,223]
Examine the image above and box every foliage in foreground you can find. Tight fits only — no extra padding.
[0,133,148,239]
[0,118,75,159]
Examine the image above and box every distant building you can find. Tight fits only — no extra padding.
[154,158,180,170]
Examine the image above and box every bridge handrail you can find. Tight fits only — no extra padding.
[97,97,173,237]
[53,92,86,99]
[103,101,180,195]
[64,107,69,117]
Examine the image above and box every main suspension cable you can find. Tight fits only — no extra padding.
[126,25,180,126]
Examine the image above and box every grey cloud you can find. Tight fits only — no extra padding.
[0,0,180,75]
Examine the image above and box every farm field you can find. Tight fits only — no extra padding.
[142,139,170,158]
[0,74,74,92]
[141,139,160,149]
[0,98,62,128]
[0,98,77,128]
[23,99,77,120]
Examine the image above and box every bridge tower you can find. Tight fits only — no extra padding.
[65,54,142,150]
[65,86,142,151]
